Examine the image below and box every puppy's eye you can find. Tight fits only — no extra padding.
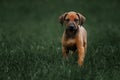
[74,19,79,22]
[65,19,70,22]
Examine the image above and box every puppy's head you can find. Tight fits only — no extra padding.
[59,11,86,31]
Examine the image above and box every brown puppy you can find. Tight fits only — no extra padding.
[59,11,87,66]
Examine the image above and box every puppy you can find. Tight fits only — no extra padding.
[59,11,87,66]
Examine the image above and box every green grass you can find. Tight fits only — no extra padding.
[0,0,120,80]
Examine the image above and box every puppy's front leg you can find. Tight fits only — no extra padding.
[77,44,85,66]
[62,46,69,58]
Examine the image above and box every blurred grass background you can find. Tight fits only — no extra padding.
[0,0,120,80]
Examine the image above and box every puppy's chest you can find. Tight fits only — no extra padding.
[63,38,76,47]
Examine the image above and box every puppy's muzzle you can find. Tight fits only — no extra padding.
[66,23,77,31]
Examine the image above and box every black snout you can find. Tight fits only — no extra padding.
[67,24,76,31]
[69,25,74,29]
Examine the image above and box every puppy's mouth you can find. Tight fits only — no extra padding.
[65,26,78,37]
[66,25,77,32]
[66,26,77,31]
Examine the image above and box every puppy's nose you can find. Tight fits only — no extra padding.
[69,24,75,29]
[69,26,74,29]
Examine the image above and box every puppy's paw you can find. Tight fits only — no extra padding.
[78,60,84,67]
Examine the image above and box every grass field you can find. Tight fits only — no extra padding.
[0,0,120,80]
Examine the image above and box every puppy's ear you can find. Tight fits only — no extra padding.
[59,12,68,25]
[76,13,86,25]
